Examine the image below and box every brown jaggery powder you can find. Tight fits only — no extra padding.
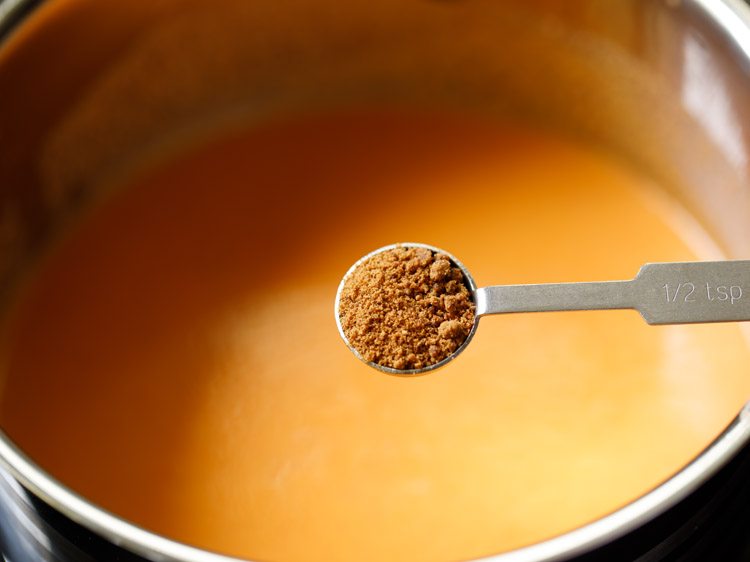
[338,246,476,370]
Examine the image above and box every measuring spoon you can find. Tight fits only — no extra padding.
[335,243,750,376]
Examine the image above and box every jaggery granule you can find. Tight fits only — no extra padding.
[338,246,475,370]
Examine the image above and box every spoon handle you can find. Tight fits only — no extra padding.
[474,260,750,325]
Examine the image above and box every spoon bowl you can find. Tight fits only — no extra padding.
[334,242,480,376]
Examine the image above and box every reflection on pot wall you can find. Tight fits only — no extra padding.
[0,0,750,293]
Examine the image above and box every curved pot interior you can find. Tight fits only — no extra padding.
[1,0,750,561]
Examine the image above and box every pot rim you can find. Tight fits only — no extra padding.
[2,0,750,561]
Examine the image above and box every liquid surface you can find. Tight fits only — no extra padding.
[2,111,750,561]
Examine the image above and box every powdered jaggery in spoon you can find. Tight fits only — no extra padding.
[335,243,750,376]
[335,244,477,374]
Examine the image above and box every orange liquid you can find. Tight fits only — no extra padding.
[1,111,749,561]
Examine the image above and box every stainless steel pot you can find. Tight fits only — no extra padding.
[2,0,750,560]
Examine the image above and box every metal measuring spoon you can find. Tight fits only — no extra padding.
[335,243,750,376]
